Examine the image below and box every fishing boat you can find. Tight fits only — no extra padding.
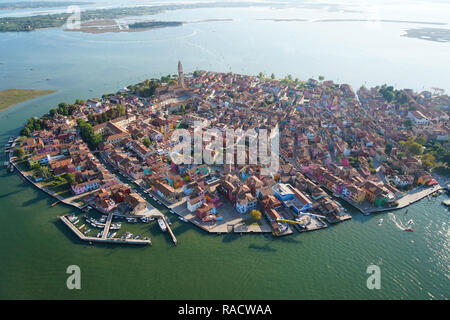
[178,216,188,222]
[157,218,167,232]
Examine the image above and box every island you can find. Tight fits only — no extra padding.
[402,28,450,43]
[0,89,56,113]
[4,63,449,247]
[0,2,270,32]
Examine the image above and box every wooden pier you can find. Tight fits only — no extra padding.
[59,215,151,246]
[161,215,177,245]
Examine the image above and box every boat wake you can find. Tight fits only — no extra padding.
[388,212,407,231]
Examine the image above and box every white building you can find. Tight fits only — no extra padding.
[407,111,430,125]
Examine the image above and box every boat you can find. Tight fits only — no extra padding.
[84,229,91,235]
[407,219,414,226]
[111,232,117,238]
[404,209,408,214]
[126,217,137,223]
[178,216,188,222]
[404,228,414,232]
[134,235,140,240]
[157,218,167,232]
[378,218,383,226]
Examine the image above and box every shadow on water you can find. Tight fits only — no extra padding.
[21,192,47,207]
[277,234,302,244]
[248,243,277,252]
[221,233,239,243]
[0,191,16,199]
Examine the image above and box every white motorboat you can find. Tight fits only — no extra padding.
[157,218,167,232]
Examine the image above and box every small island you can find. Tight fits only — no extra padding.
[4,63,448,248]
[402,28,450,43]
[0,2,266,32]
[0,89,56,113]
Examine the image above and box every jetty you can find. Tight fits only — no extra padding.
[59,214,151,246]
[161,215,177,245]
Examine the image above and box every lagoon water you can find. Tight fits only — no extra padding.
[0,0,449,299]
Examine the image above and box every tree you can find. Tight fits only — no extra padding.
[404,119,413,129]
[271,73,275,80]
[20,127,31,137]
[408,142,423,155]
[143,136,151,147]
[66,173,76,184]
[385,143,393,155]
[422,153,436,170]
[319,75,325,81]
[49,109,57,117]
[250,209,261,221]
[415,136,427,145]
[13,147,25,159]
[36,166,51,179]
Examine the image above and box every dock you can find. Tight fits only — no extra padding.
[160,215,178,245]
[59,215,151,246]
[102,212,114,240]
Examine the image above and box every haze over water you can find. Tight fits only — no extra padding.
[0,0,449,299]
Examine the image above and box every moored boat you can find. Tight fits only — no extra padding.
[157,218,167,232]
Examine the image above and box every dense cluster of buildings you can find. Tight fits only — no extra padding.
[16,63,449,234]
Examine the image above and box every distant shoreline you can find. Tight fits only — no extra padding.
[64,18,233,34]
[0,89,56,113]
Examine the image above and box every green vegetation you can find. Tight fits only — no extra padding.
[39,173,73,198]
[128,21,182,30]
[77,119,102,149]
[377,84,409,104]
[13,147,26,159]
[143,137,151,148]
[0,89,56,112]
[0,2,271,32]
[250,209,262,221]
[87,104,125,125]
[399,137,423,155]
[128,76,178,97]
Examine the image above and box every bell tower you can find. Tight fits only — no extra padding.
[178,60,185,88]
